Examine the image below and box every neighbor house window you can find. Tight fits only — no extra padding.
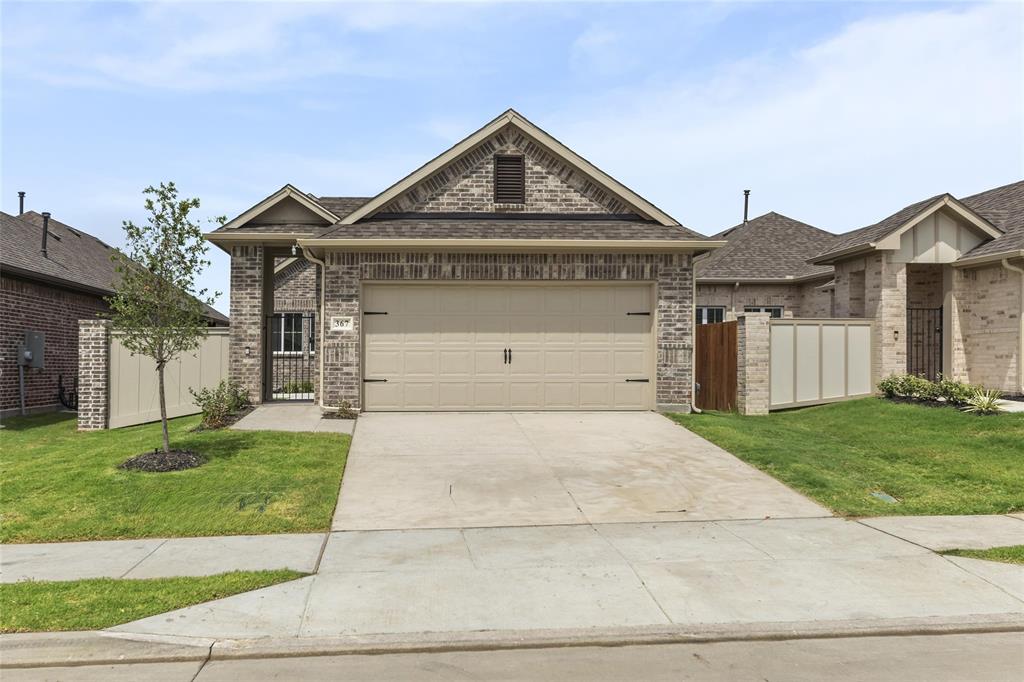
[696,306,726,325]
[271,313,303,354]
[744,306,783,318]
[494,154,526,203]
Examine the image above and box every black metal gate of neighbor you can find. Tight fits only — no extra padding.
[265,313,316,401]
[907,307,942,381]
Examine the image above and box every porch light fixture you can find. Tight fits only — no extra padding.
[894,330,899,342]
[245,346,251,357]
[291,244,297,256]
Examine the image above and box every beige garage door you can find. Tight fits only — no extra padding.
[362,284,654,411]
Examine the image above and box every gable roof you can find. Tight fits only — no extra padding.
[696,212,837,281]
[220,184,340,231]
[339,109,682,226]
[1,210,229,324]
[956,180,1024,262]
[810,193,1001,264]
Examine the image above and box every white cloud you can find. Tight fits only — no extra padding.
[550,2,1023,234]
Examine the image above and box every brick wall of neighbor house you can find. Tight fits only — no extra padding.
[951,262,1022,392]
[382,126,631,215]
[76,319,110,430]
[696,281,831,318]
[0,275,108,415]
[229,245,266,402]
[318,251,695,411]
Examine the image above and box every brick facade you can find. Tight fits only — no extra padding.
[735,313,770,416]
[229,245,267,402]
[696,280,833,319]
[273,258,319,313]
[310,251,695,411]
[951,262,1022,392]
[382,125,631,215]
[1,274,108,416]
[77,319,110,430]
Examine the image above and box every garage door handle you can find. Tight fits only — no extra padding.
[508,348,512,364]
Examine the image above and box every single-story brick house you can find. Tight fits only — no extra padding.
[811,180,1024,393]
[1,204,229,417]
[695,212,838,323]
[207,109,722,412]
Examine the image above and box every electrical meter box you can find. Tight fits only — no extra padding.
[18,331,45,369]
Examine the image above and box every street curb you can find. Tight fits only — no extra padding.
[4,614,1024,668]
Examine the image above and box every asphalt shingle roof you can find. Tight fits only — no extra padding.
[317,196,371,219]
[959,180,1024,259]
[316,213,706,241]
[1,211,228,323]
[695,212,836,280]
[811,194,948,263]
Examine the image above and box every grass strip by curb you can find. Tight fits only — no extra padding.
[0,569,305,633]
[943,545,1024,565]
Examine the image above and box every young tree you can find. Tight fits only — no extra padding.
[108,182,222,454]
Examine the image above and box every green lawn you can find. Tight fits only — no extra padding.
[0,413,349,543]
[0,570,304,633]
[670,398,1024,517]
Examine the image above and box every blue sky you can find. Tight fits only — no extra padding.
[3,1,1021,315]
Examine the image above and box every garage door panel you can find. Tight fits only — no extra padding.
[363,284,654,411]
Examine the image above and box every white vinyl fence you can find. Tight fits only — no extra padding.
[769,319,873,410]
[108,328,229,428]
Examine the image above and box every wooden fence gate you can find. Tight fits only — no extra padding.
[694,321,737,411]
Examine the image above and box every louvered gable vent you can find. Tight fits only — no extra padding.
[493,154,525,204]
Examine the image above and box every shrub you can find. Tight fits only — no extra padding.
[878,374,937,400]
[190,380,252,429]
[335,399,358,419]
[962,388,1004,415]
[934,375,975,406]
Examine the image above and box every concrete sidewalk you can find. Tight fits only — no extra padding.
[0,534,324,583]
[2,514,1021,584]
[109,517,1024,640]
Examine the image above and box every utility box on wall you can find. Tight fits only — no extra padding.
[18,331,45,369]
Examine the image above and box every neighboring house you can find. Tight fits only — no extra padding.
[811,180,1024,393]
[208,109,721,412]
[695,212,838,323]
[1,205,229,417]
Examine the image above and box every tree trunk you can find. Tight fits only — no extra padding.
[158,361,170,453]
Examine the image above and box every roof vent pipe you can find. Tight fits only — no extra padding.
[41,212,51,258]
[18,191,25,214]
[743,189,751,223]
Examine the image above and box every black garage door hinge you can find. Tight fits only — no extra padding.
[363,378,388,383]
[363,311,388,315]
[626,311,651,316]
[625,378,650,383]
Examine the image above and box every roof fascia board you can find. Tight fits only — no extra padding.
[297,237,723,254]
[340,110,680,227]
[875,196,1002,250]
[221,184,339,231]
[952,249,1024,268]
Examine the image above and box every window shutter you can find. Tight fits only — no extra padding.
[494,155,525,204]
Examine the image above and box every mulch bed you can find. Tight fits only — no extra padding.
[119,449,205,472]
[190,406,254,432]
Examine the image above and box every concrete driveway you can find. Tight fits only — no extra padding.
[331,412,826,530]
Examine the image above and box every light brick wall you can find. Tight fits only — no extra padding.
[865,252,907,382]
[319,251,695,411]
[697,280,834,318]
[382,124,631,215]
[229,245,266,402]
[952,262,1022,392]
[77,319,110,430]
[736,313,770,415]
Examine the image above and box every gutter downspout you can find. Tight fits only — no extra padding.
[301,243,329,411]
[1001,258,1024,394]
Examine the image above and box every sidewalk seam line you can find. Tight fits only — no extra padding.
[188,641,214,682]
[591,523,674,626]
[118,539,169,579]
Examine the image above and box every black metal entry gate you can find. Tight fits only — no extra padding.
[265,313,316,401]
[907,307,942,381]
